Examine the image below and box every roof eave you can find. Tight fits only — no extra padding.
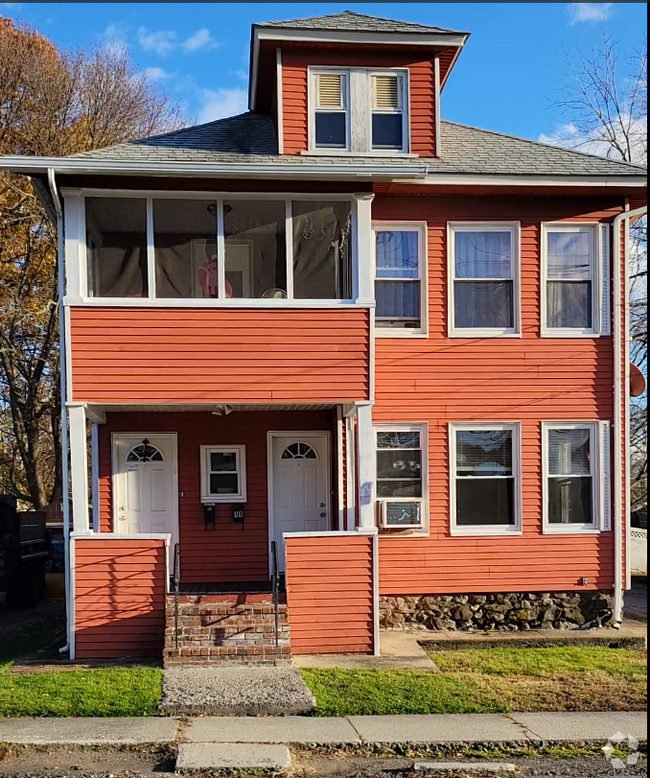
[249,25,470,111]
[415,173,647,188]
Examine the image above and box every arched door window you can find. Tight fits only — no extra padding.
[281,442,318,460]
[126,440,164,463]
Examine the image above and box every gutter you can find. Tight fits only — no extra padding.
[612,204,647,624]
[47,169,72,655]
[0,157,430,181]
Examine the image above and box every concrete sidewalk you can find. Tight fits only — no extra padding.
[0,711,646,747]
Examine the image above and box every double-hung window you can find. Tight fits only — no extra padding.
[200,445,247,503]
[450,423,521,535]
[374,223,426,334]
[371,74,406,151]
[542,224,604,335]
[543,422,610,532]
[449,224,520,336]
[375,425,427,530]
[312,71,349,150]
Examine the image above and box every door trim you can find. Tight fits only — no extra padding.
[267,430,331,576]
[111,432,179,551]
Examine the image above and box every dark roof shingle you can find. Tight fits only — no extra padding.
[257,10,463,35]
[72,112,647,178]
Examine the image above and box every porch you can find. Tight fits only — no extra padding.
[68,404,379,663]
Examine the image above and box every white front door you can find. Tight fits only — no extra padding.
[271,433,330,572]
[113,434,178,560]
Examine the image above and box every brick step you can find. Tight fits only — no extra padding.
[164,594,291,667]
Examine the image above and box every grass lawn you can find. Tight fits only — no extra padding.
[300,646,648,717]
[0,617,162,717]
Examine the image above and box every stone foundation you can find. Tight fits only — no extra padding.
[380,591,615,632]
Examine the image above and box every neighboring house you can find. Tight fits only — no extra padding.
[1,11,647,662]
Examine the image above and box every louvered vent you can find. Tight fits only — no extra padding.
[373,75,400,109]
[317,74,343,108]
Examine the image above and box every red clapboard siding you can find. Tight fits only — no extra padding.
[286,534,374,654]
[282,50,436,156]
[74,538,166,659]
[373,194,621,595]
[70,308,370,405]
[98,410,337,583]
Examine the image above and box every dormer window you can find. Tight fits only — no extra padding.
[371,74,406,151]
[314,72,349,150]
[309,67,409,155]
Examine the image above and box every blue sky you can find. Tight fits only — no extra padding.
[1,2,646,143]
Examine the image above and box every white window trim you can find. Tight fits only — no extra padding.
[447,222,521,338]
[75,190,360,307]
[372,221,428,337]
[200,445,247,504]
[307,66,410,156]
[374,422,429,536]
[309,69,351,153]
[542,421,607,534]
[368,70,410,154]
[541,222,601,338]
[449,422,522,537]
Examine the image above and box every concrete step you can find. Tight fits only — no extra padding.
[176,742,291,772]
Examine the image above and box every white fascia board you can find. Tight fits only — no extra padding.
[254,27,469,48]
[414,174,647,188]
[0,156,428,181]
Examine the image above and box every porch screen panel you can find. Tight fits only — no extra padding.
[86,198,148,298]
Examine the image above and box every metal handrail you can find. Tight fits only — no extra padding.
[172,542,180,650]
[271,541,280,647]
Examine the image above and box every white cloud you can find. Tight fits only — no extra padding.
[182,28,219,52]
[137,26,177,57]
[539,117,647,165]
[198,88,248,123]
[143,67,171,83]
[100,23,129,55]
[567,3,613,24]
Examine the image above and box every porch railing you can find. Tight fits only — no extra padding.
[172,542,180,650]
[271,540,280,648]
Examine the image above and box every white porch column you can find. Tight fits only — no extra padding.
[356,402,375,530]
[68,405,90,534]
[354,193,375,304]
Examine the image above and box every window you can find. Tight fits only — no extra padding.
[313,72,348,150]
[375,425,427,530]
[449,224,520,335]
[309,67,409,154]
[374,224,426,333]
[86,197,148,298]
[84,196,354,302]
[371,74,406,151]
[450,424,521,535]
[542,225,598,334]
[543,422,610,532]
[200,445,247,503]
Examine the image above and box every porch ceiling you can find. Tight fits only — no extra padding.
[89,403,338,414]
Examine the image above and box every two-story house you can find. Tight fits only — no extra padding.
[2,11,646,663]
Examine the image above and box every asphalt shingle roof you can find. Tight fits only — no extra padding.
[257,10,462,35]
[72,112,647,178]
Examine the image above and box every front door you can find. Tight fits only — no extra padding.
[113,434,178,561]
[271,433,330,572]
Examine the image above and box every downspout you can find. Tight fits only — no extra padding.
[612,204,647,624]
[47,168,71,654]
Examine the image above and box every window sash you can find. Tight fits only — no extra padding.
[542,225,598,334]
[450,424,521,534]
[201,446,246,503]
[373,225,424,332]
[84,195,355,303]
[313,71,349,150]
[449,224,519,334]
[543,423,599,531]
[375,425,427,526]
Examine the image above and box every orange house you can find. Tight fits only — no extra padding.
[2,10,646,663]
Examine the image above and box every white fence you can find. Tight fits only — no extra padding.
[630,528,647,576]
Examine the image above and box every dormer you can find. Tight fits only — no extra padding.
[249,10,469,158]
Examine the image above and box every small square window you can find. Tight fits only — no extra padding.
[200,446,247,503]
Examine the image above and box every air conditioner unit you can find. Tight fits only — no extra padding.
[378,500,423,529]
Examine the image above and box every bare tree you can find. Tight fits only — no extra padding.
[552,34,647,511]
[0,17,185,507]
